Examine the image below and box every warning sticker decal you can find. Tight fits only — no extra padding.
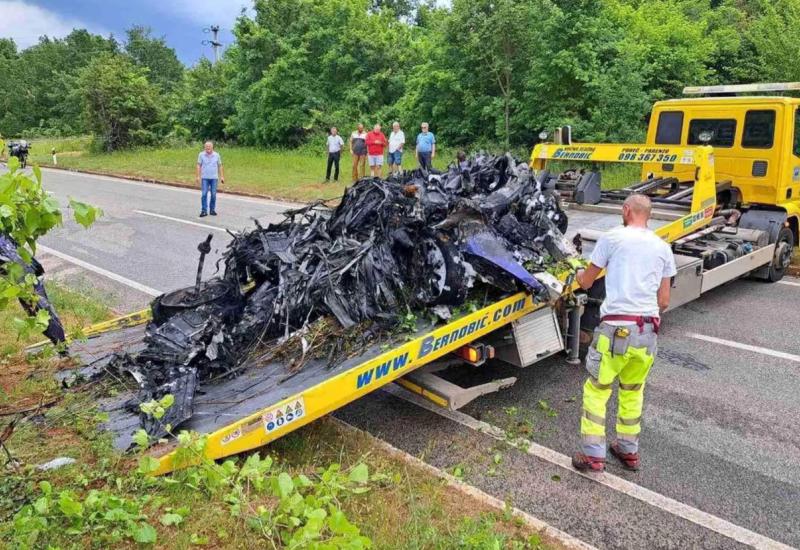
[263,397,305,433]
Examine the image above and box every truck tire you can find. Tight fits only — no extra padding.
[767,226,794,282]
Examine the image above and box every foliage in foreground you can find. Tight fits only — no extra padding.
[11,445,373,549]
[0,157,101,338]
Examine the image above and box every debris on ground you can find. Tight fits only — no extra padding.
[36,456,77,471]
[103,153,576,438]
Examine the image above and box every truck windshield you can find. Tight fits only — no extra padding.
[688,119,736,147]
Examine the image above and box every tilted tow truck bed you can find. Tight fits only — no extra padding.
[66,292,543,475]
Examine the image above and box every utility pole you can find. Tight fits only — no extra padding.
[202,25,222,63]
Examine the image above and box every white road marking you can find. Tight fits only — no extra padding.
[686,333,800,363]
[41,167,301,208]
[384,384,794,550]
[36,245,162,297]
[134,210,229,232]
[330,418,598,550]
[777,279,800,287]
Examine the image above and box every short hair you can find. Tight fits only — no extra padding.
[624,193,652,218]
[421,122,429,127]
[330,126,337,132]
[393,121,400,127]
[204,140,213,146]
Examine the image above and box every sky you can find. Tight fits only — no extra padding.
[0,0,252,65]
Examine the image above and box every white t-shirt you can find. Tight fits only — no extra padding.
[327,134,344,153]
[591,225,677,318]
[389,130,405,153]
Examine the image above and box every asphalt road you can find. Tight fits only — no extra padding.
[35,168,298,311]
[27,168,800,548]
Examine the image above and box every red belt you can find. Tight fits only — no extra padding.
[601,315,660,334]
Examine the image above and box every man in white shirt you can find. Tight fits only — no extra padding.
[388,121,405,175]
[572,194,677,473]
[325,127,344,182]
[195,141,224,217]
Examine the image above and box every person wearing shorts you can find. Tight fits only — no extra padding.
[366,123,388,178]
[350,123,368,181]
[388,121,405,174]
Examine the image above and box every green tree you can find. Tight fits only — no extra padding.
[226,0,419,146]
[744,0,800,81]
[79,53,161,151]
[0,30,117,136]
[124,26,185,92]
[174,58,232,141]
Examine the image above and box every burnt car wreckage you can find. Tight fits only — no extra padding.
[77,154,578,440]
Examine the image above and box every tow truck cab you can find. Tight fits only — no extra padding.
[643,83,800,250]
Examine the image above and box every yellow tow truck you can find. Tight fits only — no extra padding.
[65,83,796,474]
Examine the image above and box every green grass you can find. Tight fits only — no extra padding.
[25,137,646,202]
[27,137,463,203]
[547,160,642,190]
[0,281,113,358]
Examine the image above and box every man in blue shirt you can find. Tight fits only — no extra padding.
[415,122,436,171]
[196,141,225,217]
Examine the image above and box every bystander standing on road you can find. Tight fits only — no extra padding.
[388,121,405,174]
[350,123,368,181]
[196,140,224,217]
[572,194,676,473]
[416,122,436,171]
[325,127,344,182]
[366,123,388,178]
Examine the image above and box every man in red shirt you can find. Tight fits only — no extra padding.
[366,123,388,178]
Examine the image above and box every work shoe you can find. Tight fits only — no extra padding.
[609,442,640,471]
[572,452,605,473]
[199,212,208,218]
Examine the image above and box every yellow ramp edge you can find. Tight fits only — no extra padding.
[154,292,539,475]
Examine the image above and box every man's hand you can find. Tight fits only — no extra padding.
[220,177,225,184]
[576,263,602,290]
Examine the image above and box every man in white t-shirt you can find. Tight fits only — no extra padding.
[388,121,405,175]
[572,193,677,473]
[325,127,344,182]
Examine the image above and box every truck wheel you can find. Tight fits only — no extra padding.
[767,227,794,282]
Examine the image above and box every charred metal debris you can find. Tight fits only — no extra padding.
[108,153,576,437]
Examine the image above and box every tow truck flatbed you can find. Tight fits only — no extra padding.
[70,293,540,475]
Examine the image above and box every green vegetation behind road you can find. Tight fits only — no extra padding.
[5,1,800,154]
[30,137,461,202]
[30,137,643,202]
